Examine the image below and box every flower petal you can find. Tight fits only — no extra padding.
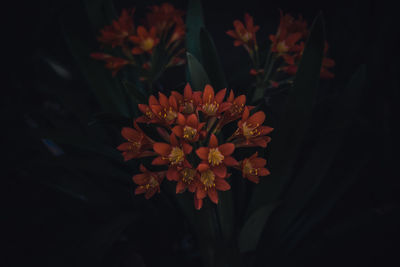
[212,165,227,178]
[223,156,239,166]
[196,147,209,160]
[208,188,218,204]
[218,143,235,156]
[215,178,231,191]
[203,84,214,103]
[153,143,171,155]
[209,134,218,148]
[167,168,179,181]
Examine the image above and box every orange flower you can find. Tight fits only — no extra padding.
[167,164,198,194]
[150,92,179,125]
[117,121,156,161]
[129,26,159,55]
[137,95,162,124]
[152,133,192,169]
[196,134,238,178]
[198,85,231,117]
[90,53,130,76]
[133,164,165,199]
[219,90,247,126]
[98,8,135,48]
[171,83,202,114]
[232,107,273,148]
[172,113,205,142]
[195,164,231,204]
[241,152,270,184]
[269,10,307,54]
[226,13,259,53]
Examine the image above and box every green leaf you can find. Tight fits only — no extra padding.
[238,204,277,252]
[187,52,211,91]
[186,0,205,62]
[247,13,326,216]
[199,28,228,90]
[60,1,131,117]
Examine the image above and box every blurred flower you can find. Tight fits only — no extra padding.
[133,164,165,199]
[97,8,135,48]
[146,3,185,35]
[226,13,260,53]
[269,10,307,54]
[90,53,130,76]
[130,26,159,54]
[241,152,270,183]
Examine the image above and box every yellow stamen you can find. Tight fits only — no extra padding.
[168,147,184,165]
[208,148,224,166]
[200,169,216,189]
[181,168,196,184]
[182,100,195,114]
[242,122,260,138]
[243,160,258,176]
[142,38,155,51]
[202,101,219,116]
[277,41,289,54]
[183,126,197,140]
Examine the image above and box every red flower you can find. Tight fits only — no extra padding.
[98,8,135,48]
[150,92,179,125]
[133,164,165,199]
[232,107,273,148]
[172,113,205,142]
[269,10,308,54]
[195,164,231,204]
[241,152,270,184]
[146,3,185,34]
[226,13,260,53]
[129,26,159,55]
[152,133,192,168]
[196,134,238,178]
[171,83,202,114]
[168,165,198,194]
[117,121,156,161]
[90,53,130,76]
[198,85,231,117]
[220,90,247,126]
[136,95,161,124]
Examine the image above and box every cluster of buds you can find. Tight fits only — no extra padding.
[117,84,273,209]
[91,3,186,77]
[227,10,334,83]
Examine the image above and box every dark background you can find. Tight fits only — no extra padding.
[3,0,398,266]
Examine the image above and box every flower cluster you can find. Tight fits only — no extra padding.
[118,84,273,209]
[226,10,334,87]
[91,3,185,77]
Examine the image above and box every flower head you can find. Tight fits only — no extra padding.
[232,107,273,148]
[117,121,155,161]
[150,92,179,125]
[199,85,231,117]
[241,152,270,183]
[171,83,202,114]
[226,13,260,53]
[129,26,159,54]
[172,113,205,142]
[146,3,185,34]
[133,164,165,199]
[98,8,135,48]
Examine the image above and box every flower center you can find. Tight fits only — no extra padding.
[160,107,177,121]
[230,103,245,116]
[239,30,252,42]
[183,126,197,140]
[128,141,141,152]
[182,100,195,114]
[181,168,196,184]
[202,101,219,116]
[141,175,159,190]
[142,38,155,51]
[277,41,289,53]
[168,147,184,165]
[200,169,215,188]
[242,122,260,138]
[243,160,258,176]
[208,148,224,166]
